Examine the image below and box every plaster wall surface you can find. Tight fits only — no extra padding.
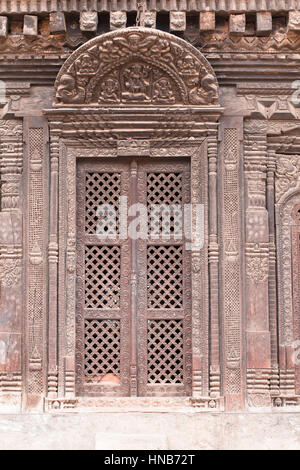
[0,412,300,450]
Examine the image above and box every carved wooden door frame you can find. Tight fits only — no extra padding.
[37,25,225,410]
[42,104,223,411]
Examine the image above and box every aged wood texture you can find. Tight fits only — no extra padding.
[219,118,244,411]
[0,120,23,409]
[23,117,49,409]
[1,7,300,413]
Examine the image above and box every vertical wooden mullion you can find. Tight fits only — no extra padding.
[129,160,138,396]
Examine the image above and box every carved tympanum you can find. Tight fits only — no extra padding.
[54,27,219,107]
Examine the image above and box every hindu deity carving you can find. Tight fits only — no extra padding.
[99,77,120,103]
[153,78,175,104]
[121,63,151,102]
[54,28,219,107]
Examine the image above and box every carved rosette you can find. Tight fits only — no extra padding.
[54,27,219,107]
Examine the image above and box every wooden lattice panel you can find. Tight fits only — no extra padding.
[147,320,184,384]
[77,158,191,397]
[85,245,121,309]
[147,245,183,309]
[147,172,182,236]
[84,319,121,382]
[85,172,120,234]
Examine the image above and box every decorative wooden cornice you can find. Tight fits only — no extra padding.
[0,1,298,14]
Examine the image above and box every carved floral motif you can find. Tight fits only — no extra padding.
[246,256,269,284]
[275,156,300,203]
[0,258,21,287]
[54,27,219,106]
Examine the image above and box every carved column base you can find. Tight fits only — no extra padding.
[47,371,58,398]
[270,366,280,396]
[279,369,295,396]
[209,366,221,397]
[247,368,271,408]
[130,365,137,397]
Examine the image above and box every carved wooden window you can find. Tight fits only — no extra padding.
[76,158,191,397]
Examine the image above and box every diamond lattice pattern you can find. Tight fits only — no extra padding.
[147,245,183,308]
[85,172,120,234]
[147,320,184,384]
[85,245,121,309]
[147,172,182,236]
[84,319,121,382]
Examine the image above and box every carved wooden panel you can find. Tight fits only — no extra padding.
[220,122,244,410]
[24,118,49,407]
[54,28,219,107]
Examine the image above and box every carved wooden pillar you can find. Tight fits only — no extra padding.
[130,160,138,397]
[208,133,220,397]
[219,116,244,411]
[267,148,280,396]
[191,140,205,397]
[61,141,76,398]
[47,133,59,397]
[0,119,23,411]
[274,152,300,400]
[276,195,299,398]
[291,204,300,395]
[24,116,49,409]
[244,132,272,408]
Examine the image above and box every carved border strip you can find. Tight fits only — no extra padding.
[54,134,214,404]
[219,119,244,410]
[0,119,23,410]
[24,117,49,408]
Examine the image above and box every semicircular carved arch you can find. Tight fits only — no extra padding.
[54,27,219,107]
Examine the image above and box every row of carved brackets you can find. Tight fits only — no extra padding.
[1,10,300,37]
